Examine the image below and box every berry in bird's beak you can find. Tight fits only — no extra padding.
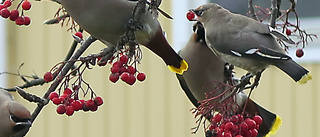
[186,11,196,21]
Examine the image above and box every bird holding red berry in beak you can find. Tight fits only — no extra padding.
[52,0,188,74]
[0,89,31,137]
[187,3,311,84]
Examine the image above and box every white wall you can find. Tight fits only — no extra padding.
[0,19,7,87]
[171,0,207,51]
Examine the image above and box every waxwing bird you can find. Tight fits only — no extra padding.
[0,89,31,137]
[188,3,311,83]
[54,0,187,74]
[176,22,281,137]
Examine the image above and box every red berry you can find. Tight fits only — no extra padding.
[213,113,223,123]
[120,72,130,82]
[111,66,120,73]
[235,135,243,137]
[126,74,136,85]
[52,98,61,105]
[43,72,53,82]
[94,96,103,106]
[127,66,136,74]
[230,115,239,123]
[82,102,90,112]
[74,31,83,39]
[237,114,244,122]
[49,92,59,100]
[109,73,120,83]
[239,122,249,131]
[3,0,12,8]
[63,88,73,95]
[137,72,146,82]
[253,115,263,125]
[56,104,66,114]
[223,132,232,137]
[89,104,98,111]
[79,99,85,104]
[119,67,128,74]
[220,123,225,130]
[65,105,74,116]
[286,29,292,35]
[0,4,5,10]
[242,130,252,137]
[85,99,95,109]
[296,48,304,58]
[9,9,19,21]
[71,100,82,111]
[23,16,30,25]
[214,127,222,136]
[186,11,195,21]
[112,61,123,68]
[1,8,10,18]
[21,0,31,10]
[225,122,234,131]
[119,55,128,64]
[59,94,68,103]
[245,118,256,130]
[251,129,258,137]
[15,16,25,25]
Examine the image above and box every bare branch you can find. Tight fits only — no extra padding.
[15,86,48,105]
[248,0,257,20]
[270,0,279,28]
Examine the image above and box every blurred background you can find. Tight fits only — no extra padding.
[0,0,319,137]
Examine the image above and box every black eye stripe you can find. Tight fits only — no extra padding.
[194,9,205,16]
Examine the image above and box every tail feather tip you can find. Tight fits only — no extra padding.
[265,115,282,137]
[298,72,312,84]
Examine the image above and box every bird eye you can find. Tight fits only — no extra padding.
[194,9,205,16]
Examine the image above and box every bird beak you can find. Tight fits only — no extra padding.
[13,120,32,131]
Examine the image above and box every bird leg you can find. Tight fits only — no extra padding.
[219,73,253,103]
[244,69,265,91]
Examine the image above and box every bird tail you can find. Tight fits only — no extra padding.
[244,98,282,137]
[145,28,188,74]
[274,60,312,84]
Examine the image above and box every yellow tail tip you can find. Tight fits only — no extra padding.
[265,115,282,137]
[168,60,188,75]
[298,72,312,84]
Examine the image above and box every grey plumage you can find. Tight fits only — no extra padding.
[190,3,311,84]
[177,22,281,136]
[55,0,188,74]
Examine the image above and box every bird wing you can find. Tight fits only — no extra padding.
[208,14,291,61]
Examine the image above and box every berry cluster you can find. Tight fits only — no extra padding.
[0,0,32,26]
[49,88,104,116]
[206,113,263,137]
[108,55,146,85]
